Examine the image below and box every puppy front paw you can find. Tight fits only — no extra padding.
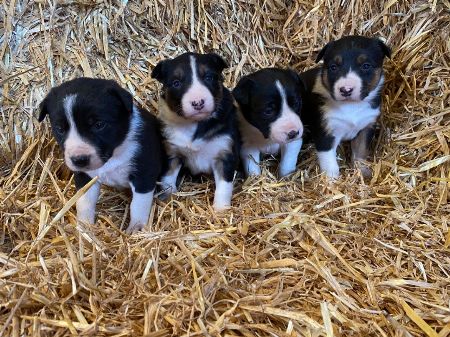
[354,161,372,179]
[323,166,340,180]
[158,184,177,201]
[125,221,146,234]
[279,166,295,178]
[213,202,231,212]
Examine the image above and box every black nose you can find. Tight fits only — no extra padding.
[339,87,353,96]
[287,130,299,140]
[71,155,90,168]
[191,99,205,110]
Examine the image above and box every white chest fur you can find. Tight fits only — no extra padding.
[324,101,380,141]
[86,108,141,188]
[163,123,232,175]
[237,109,280,155]
[313,74,383,143]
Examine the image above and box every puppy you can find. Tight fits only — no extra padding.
[39,78,166,233]
[299,36,391,178]
[232,68,304,177]
[151,52,238,211]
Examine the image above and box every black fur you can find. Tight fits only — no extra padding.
[233,68,303,139]
[299,36,390,153]
[39,77,166,193]
[152,52,239,194]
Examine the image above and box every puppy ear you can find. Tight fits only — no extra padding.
[151,60,169,83]
[286,69,306,103]
[207,53,228,72]
[316,42,331,63]
[287,69,302,86]
[38,96,49,122]
[378,39,391,59]
[107,82,133,115]
[232,77,253,106]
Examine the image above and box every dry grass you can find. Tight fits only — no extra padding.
[1,0,449,336]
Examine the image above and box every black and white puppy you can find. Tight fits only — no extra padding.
[232,68,304,177]
[299,36,391,178]
[151,52,238,211]
[39,78,166,233]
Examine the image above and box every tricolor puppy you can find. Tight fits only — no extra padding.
[151,52,238,211]
[39,78,166,233]
[233,68,304,177]
[299,35,391,178]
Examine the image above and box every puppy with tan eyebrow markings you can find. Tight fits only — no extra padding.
[299,35,391,178]
[151,52,239,211]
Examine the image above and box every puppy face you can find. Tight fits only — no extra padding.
[233,68,303,144]
[39,78,133,172]
[316,36,391,102]
[151,52,227,121]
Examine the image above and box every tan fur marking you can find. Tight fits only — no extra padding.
[368,68,382,92]
[321,68,330,91]
[357,54,368,64]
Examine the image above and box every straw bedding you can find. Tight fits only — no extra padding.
[1,0,449,336]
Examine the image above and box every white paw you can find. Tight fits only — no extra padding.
[323,166,340,179]
[125,221,145,234]
[158,184,177,201]
[279,166,294,178]
[247,166,261,177]
[213,202,231,212]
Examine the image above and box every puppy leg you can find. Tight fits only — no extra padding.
[351,124,375,178]
[241,146,261,176]
[212,153,235,211]
[317,150,339,178]
[279,138,303,177]
[316,135,339,179]
[159,157,182,200]
[126,183,155,234]
[74,172,100,224]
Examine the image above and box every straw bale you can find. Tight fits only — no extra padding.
[1,0,449,336]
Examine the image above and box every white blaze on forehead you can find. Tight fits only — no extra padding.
[180,55,215,119]
[333,70,362,101]
[269,81,303,144]
[63,94,103,171]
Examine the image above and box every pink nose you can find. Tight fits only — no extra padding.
[339,87,353,97]
[191,99,205,110]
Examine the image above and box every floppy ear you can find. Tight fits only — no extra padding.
[287,69,303,88]
[151,60,169,83]
[107,83,133,115]
[207,53,228,72]
[38,96,49,122]
[315,42,331,63]
[378,39,391,58]
[232,77,253,106]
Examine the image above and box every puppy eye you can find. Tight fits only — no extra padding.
[329,64,338,72]
[361,63,372,70]
[54,124,66,135]
[172,80,182,88]
[204,74,214,83]
[262,105,276,118]
[94,120,106,131]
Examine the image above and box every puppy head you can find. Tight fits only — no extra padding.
[39,78,133,172]
[152,52,228,121]
[233,68,303,144]
[316,36,391,102]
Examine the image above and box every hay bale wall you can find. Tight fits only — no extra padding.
[1,0,449,336]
